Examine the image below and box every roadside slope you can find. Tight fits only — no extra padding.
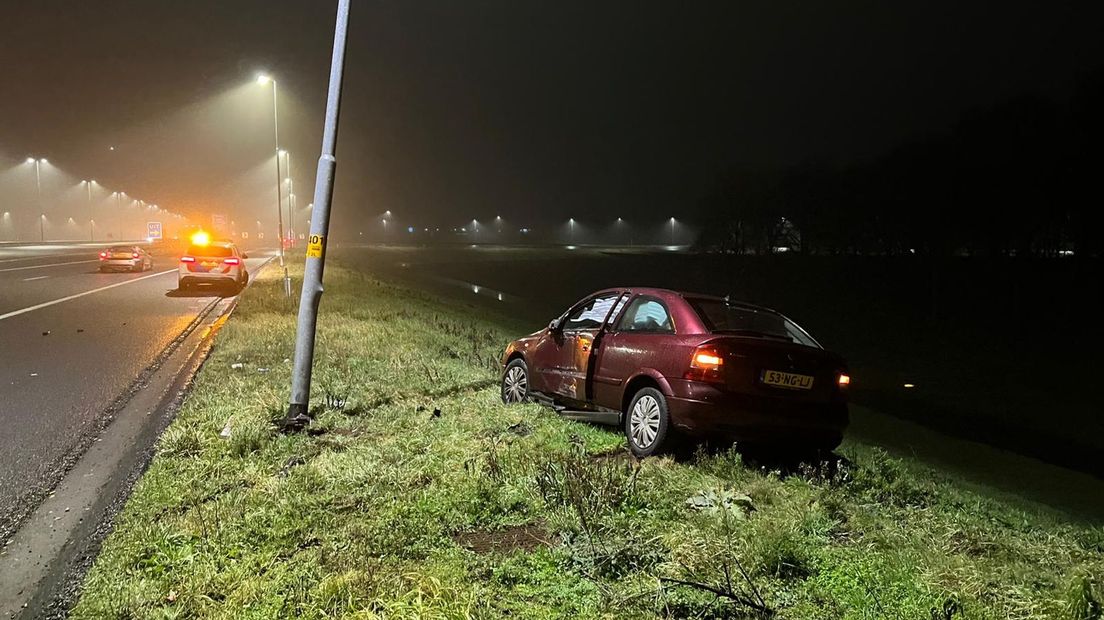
[73,262,1103,619]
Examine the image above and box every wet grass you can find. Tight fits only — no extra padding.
[73,262,1103,619]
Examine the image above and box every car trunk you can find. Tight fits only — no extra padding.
[713,336,842,404]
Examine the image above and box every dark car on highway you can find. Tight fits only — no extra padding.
[98,245,153,272]
[500,288,850,456]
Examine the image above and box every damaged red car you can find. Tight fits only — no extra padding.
[500,288,850,456]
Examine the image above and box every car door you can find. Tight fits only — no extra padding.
[534,292,622,403]
[566,292,629,405]
[592,295,677,408]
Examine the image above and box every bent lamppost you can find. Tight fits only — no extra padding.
[285,0,351,429]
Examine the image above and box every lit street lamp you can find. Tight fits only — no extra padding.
[669,217,676,246]
[26,158,46,241]
[282,150,295,243]
[258,73,291,296]
[83,180,96,241]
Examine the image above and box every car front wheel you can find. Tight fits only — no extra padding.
[501,358,530,404]
[625,387,671,457]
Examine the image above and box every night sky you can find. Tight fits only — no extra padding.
[3,1,1103,233]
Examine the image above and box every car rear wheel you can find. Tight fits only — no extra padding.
[625,387,671,457]
[501,359,530,404]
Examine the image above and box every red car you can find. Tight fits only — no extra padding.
[500,288,850,456]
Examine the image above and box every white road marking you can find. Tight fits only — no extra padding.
[21,276,50,282]
[0,259,99,273]
[0,269,176,322]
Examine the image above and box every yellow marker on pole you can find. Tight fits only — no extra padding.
[306,234,325,258]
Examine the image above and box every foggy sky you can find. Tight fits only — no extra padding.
[3,1,1103,235]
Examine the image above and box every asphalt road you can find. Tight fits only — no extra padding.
[0,242,270,538]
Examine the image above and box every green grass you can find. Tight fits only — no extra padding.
[73,262,1103,619]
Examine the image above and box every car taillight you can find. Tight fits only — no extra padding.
[98,251,107,260]
[132,252,140,259]
[180,256,195,263]
[223,257,240,265]
[685,345,725,383]
[838,373,851,387]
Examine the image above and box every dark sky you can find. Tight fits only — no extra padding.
[2,1,1103,233]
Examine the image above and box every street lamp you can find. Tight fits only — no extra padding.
[282,150,295,243]
[258,73,290,296]
[27,158,46,241]
[569,217,575,244]
[669,217,676,246]
[82,180,96,241]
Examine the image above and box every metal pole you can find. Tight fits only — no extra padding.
[271,81,291,297]
[284,0,351,429]
[35,162,43,242]
[87,182,94,241]
[285,152,295,247]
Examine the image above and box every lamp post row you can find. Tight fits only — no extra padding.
[16,158,182,242]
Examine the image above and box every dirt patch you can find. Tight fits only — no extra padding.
[590,447,638,465]
[454,523,556,555]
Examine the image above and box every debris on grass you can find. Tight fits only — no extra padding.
[686,489,755,516]
[278,455,306,477]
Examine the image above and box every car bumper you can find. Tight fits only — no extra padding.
[178,270,240,285]
[665,379,848,447]
[100,259,140,270]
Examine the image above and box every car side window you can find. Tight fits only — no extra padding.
[605,293,630,328]
[563,294,621,331]
[617,296,674,333]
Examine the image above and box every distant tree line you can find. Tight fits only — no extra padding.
[696,70,1104,258]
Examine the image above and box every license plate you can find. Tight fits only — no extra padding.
[111,254,131,259]
[761,370,814,390]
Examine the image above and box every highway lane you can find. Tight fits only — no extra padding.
[0,243,271,537]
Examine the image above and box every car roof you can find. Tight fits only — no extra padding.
[588,287,777,314]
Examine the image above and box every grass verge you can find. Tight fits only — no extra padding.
[73,262,1103,619]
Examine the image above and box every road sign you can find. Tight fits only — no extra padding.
[241,232,249,239]
[211,214,227,229]
[147,221,163,240]
[258,232,265,240]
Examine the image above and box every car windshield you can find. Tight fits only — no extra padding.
[188,245,233,258]
[688,298,819,348]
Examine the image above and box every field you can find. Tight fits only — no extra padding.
[73,260,1103,619]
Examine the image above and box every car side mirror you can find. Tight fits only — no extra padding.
[548,318,562,333]
[241,253,249,259]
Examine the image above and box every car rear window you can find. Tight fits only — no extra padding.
[109,246,135,253]
[187,245,233,257]
[688,298,819,347]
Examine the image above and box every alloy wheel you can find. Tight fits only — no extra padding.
[503,365,528,403]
